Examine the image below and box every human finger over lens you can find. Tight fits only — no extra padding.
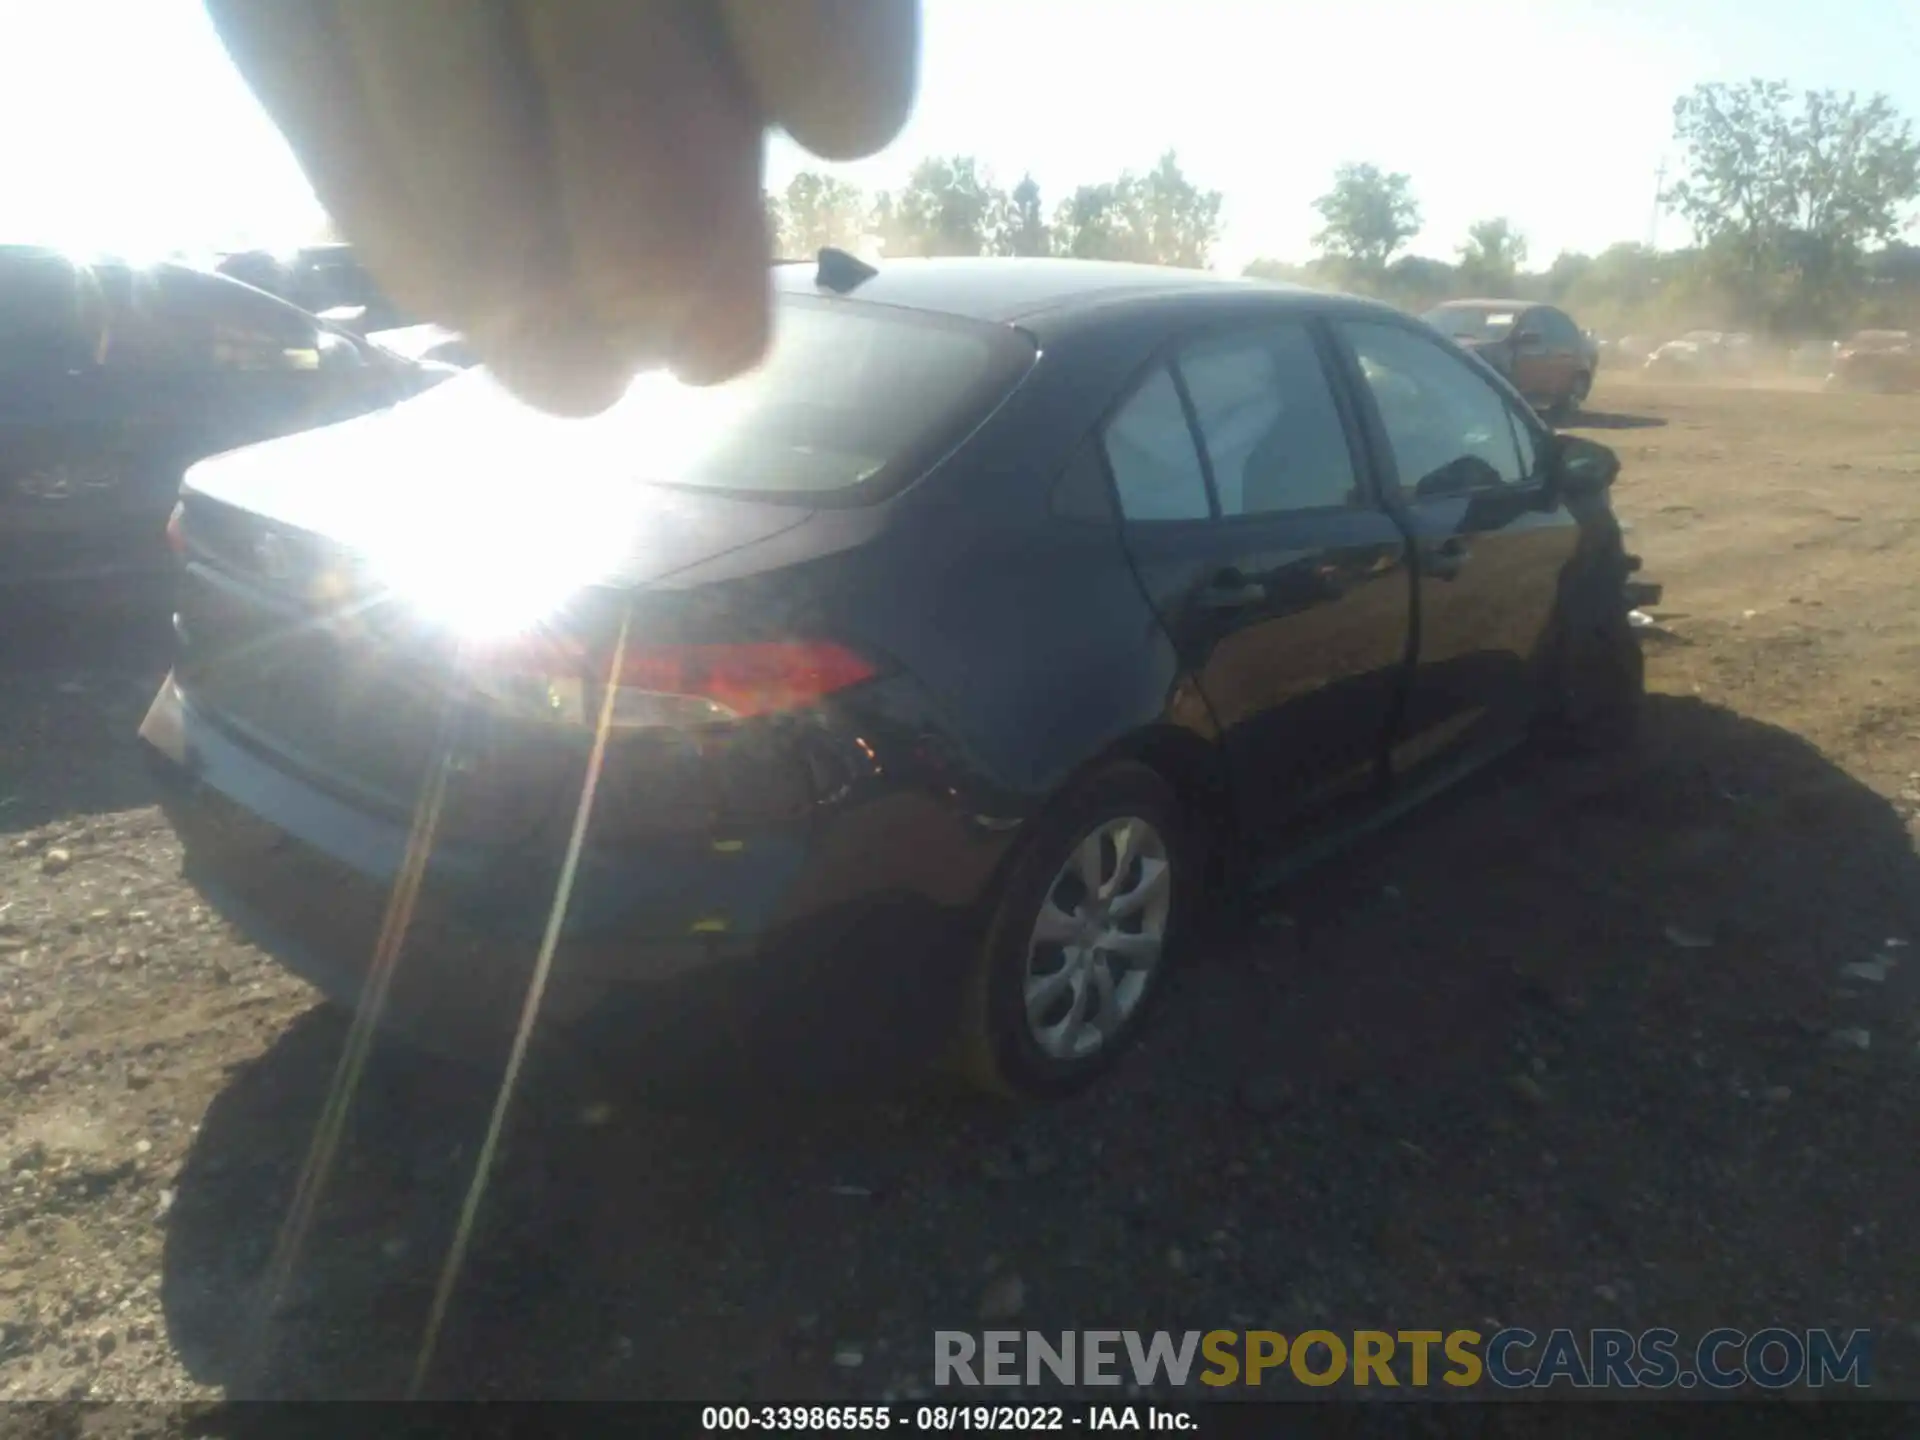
[205,0,919,415]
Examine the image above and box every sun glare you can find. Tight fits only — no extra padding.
[360,478,646,640]
[346,370,729,641]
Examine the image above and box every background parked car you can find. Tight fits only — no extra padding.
[1826,329,1920,393]
[216,243,417,335]
[1421,299,1596,421]
[1644,333,1710,377]
[368,322,479,370]
[1644,329,1753,380]
[209,248,294,301]
[0,245,447,592]
[1789,338,1842,377]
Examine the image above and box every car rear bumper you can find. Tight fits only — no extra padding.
[139,676,986,1081]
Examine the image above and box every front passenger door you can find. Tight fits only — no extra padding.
[1106,321,1411,838]
[1334,319,1578,781]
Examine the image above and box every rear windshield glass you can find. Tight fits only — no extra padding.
[601,295,1034,502]
[1423,307,1516,342]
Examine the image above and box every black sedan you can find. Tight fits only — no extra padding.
[140,254,1646,1098]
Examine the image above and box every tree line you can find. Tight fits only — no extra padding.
[769,80,1920,340]
[767,149,1224,269]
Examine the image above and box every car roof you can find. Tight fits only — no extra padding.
[770,255,1317,325]
[1433,297,1539,311]
[0,248,328,324]
[0,244,145,273]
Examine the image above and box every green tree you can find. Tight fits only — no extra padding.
[1242,257,1318,285]
[1004,174,1050,257]
[1052,181,1138,261]
[774,172,869,256]
[1382,254,1458,310]
[1455,217,1529,293]
[1859,241,1920,327]
[868,190,903,257]
[1540,250,1594,303]
[883,156,1010,257]
[1134,151,1223,269]
[1549,242,1706,335]
[1312,162,1422,271]
[1049,153,1223,268]
[764,191,790,255]
[1667,80,1920,330]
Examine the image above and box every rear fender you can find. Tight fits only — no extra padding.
[967,722,1235,926]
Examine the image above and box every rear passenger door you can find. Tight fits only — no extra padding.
[1102,319,1413,837]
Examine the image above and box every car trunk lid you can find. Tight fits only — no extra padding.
[179,367,817,590]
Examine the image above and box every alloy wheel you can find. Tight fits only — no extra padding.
[1022,816,1172,1061]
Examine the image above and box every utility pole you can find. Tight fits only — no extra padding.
[1647,158,1668,251]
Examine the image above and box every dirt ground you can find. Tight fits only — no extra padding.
[1,377,1918,1411]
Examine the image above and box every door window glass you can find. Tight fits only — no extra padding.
[1526,308,1566,348]
[1101,364,1211,521]
[1507,408,1539,480]
[101,268,323,373]
[1342,320,1529,498]
[1176,324,1360,516]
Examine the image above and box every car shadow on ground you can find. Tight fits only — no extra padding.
[0,587,172,834]
[1568,410,1669,431]
[159,694,1920,1402]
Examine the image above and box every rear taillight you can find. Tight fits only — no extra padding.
[613,642,876,722]
[472,639,877,728]
[164,502,186,557]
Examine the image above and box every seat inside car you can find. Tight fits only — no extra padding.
[1240,402,1357,514]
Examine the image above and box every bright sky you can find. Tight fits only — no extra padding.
[3,0,1916,271]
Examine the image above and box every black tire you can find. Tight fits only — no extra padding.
[1543,591,1644,753]
[956,762,1196,1099]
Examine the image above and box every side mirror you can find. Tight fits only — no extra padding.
[1549,433,1620,499]
[1415,454,1503,499]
